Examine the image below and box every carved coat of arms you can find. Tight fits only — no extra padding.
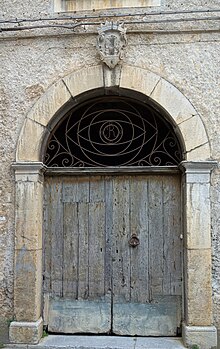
[97,22,127,69]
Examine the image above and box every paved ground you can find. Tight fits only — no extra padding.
[5,332,220,348]
[6,335,186,349]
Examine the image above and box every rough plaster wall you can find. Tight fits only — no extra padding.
[212,169,220,329]
[0,0,220,341]
[0,79,15,342]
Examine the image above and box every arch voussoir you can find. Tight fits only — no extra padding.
[16,118,46,162]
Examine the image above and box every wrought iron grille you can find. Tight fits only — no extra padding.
[44,97,182,167]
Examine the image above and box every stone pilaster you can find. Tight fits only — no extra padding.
[9,162,45,344]
[180,161,217,349]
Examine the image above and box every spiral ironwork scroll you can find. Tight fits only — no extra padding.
[44,97,182,167]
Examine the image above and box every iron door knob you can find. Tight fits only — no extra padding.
[129,234,140,247]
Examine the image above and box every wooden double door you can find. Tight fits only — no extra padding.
[43,173,182,336]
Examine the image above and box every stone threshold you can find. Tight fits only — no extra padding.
[6,335,186,349]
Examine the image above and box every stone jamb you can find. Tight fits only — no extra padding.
[180,161,218,349]
[9,162,46,344]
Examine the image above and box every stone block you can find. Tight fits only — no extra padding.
[186,142,211,161]
[185,172,210,184]
[9,318,43,344]
[15,211,43,250]
[15,181,43,212]
[15,181,43,250]
[178,115,209,154]
[27,80,72,127]
[103,65,122,88]
[120,65,160,96]
[185,249,212,326]
[185,182,211,249]
[14,249,42,322]
[150,78,197,125]
[17,118,47,162]
[63,66,104,99]
[182,323,217,349]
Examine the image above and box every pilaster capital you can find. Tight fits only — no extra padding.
[179,161,218,183]
[12,162,46,182]
[179,161,218,173]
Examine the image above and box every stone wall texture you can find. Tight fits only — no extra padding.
[0,0,220,343]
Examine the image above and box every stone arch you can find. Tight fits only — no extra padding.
[16,65,210,162]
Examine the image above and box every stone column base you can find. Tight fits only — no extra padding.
[182,323,217,349]
[9,317,43,344]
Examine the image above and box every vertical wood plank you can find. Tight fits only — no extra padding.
[77,177,90,203]
[62,180,78,202]
[88,177,105,299]
[50,179,64,296]
[112,176,130,303]
[104,176,113,296]
[148,176,164,298]
[62,202,78,298]
[78,202,89,299]
[129,176,149,303]
[62,177,91,299]
[43,178,51,294]
[89,176,105,202]
[62,176,89,203]
[162,175,182,296]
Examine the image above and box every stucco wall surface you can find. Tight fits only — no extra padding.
[0,0,220,343]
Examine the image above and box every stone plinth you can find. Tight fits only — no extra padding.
[182,324,217,349]
[9,318,43,344]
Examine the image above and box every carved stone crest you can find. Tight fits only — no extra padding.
[97,21,127,69]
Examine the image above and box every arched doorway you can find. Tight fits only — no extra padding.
[9,65,217,348]
[42,94,184,336]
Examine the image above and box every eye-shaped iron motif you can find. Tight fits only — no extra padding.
[44,97,182,167]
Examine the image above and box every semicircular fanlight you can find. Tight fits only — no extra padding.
[44,96,183,167]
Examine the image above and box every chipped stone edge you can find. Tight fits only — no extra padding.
[182,323,217,349]
[9,317,43,345]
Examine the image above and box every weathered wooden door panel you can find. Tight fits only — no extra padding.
[148,176,182,297]
[43,174,182,335]
[44,176,111,334]
[110,175,182,336]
